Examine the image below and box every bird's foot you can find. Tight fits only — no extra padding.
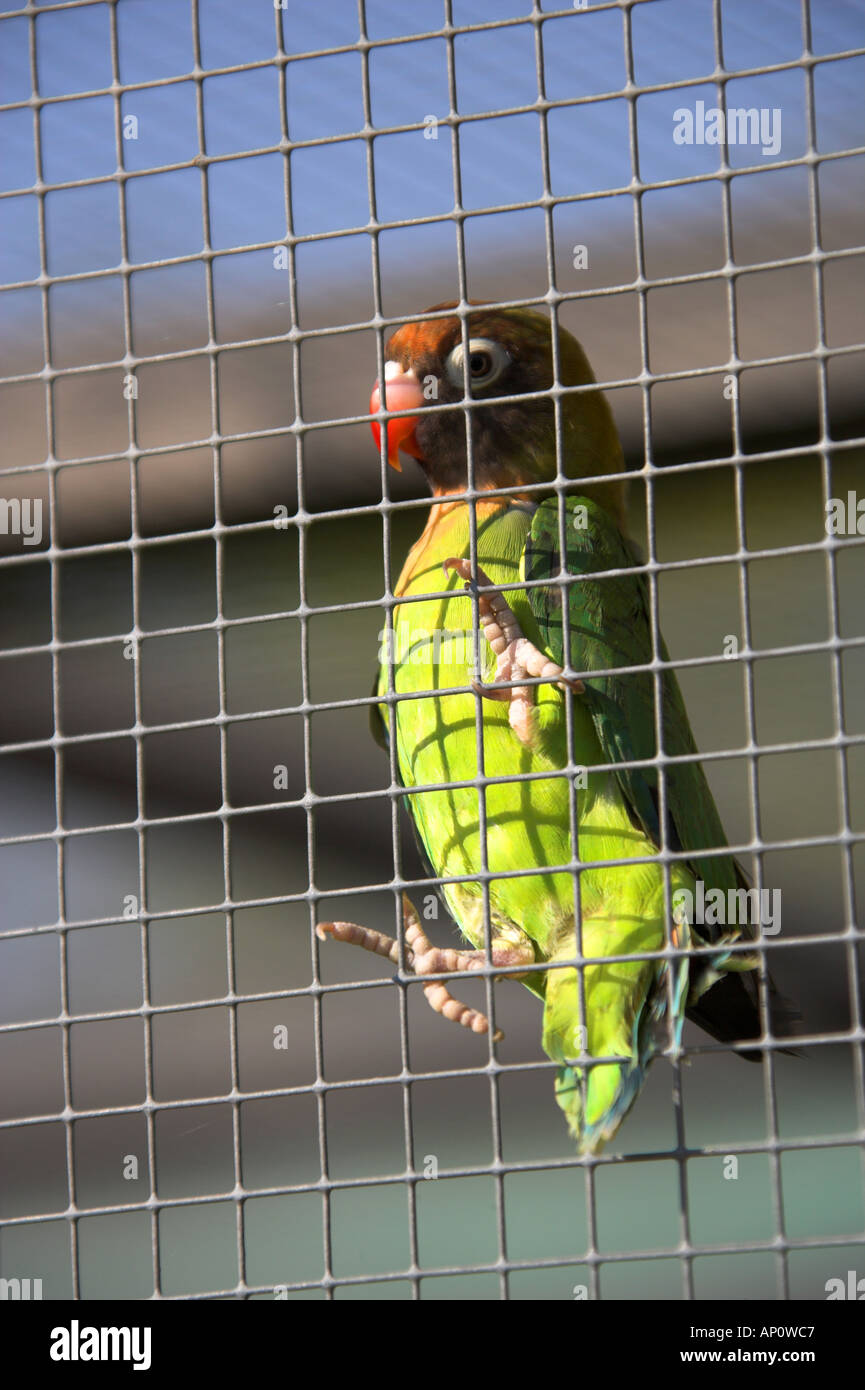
[443,556,584,747]
[316,894,535,1041]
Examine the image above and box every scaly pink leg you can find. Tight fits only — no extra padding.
[316,894,535,1041]
[443,557,584,746]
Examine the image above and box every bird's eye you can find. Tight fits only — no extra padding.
[444,338,510,391]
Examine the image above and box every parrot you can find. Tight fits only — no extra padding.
[317,302,797,1154]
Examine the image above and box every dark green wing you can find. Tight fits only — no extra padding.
[524,496,803,1053]
[524,495,742,914]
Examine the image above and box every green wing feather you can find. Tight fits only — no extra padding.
[524,495,744,922]
[523,497,805,1057]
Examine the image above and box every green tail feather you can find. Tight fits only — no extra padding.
[542,928,691,1155]
[554,1059,649,1155]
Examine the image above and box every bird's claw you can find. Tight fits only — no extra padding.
[442,556,584,745]
[317,894,519,1042]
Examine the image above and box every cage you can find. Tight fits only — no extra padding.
[0,0,863,1302]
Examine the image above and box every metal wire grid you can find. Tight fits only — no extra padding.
[0,0,862,1299]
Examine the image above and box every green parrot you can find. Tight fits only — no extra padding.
[318,302,795,1154]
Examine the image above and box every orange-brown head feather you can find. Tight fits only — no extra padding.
[377,302,626,526]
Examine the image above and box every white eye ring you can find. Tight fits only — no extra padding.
[444,338,510,390]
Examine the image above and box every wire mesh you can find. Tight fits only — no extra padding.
[0,0,863,1301]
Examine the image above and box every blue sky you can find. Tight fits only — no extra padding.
[0,0,862,336]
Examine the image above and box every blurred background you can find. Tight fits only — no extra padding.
[0,0,864,1300]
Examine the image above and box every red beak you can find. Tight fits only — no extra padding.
[370,367,425,471]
